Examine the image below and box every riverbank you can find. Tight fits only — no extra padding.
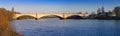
[0,14,22,36]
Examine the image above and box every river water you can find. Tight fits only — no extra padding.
[10,18,120,36]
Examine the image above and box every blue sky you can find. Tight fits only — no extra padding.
[0,0,120,13]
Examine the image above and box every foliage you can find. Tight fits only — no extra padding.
[0,8,20,20]
[0,14,22,36]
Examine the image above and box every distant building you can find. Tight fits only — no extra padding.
[106,11,116,17]
[11,7,14,12]
[101,6,105,13]
[113,6,120,17]
[110,12,116,16]
[97,8,101,14]
[96,6,106,16]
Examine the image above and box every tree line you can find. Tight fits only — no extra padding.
[0,8,20,20]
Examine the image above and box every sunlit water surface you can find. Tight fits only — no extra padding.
[10,18,120,36]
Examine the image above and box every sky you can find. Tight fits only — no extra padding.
[0,0,120,13]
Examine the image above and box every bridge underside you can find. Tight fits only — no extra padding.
[16,15,36,20]
[39,15,64,19]
[66,15,83,19]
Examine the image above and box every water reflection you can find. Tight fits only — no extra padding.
[10,18,120,36]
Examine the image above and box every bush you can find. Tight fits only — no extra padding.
[0,8,22,36]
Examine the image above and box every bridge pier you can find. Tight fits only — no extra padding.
[35,18,39,20]
[60,18,66,20]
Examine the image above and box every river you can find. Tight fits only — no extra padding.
[10,18,120,36]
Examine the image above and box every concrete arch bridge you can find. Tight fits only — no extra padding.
[13,13,90,20]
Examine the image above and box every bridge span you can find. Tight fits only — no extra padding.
[13,13,90,20]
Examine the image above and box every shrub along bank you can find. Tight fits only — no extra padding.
[0,8,22,36]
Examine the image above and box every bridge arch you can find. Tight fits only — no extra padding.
[39,15,64,19]
[66,15,83,19]
[16,15,36,20]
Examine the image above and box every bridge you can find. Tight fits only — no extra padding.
[13,13,90,20]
